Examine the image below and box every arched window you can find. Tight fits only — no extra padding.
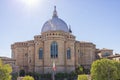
[67,48,71,59]
[39,48,43,59]
[51,41,58,58]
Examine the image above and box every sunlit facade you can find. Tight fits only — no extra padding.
[11,6,113,73]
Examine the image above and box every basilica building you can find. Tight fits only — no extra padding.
[11,6,113,73]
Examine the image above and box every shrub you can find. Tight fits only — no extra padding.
[26,72,41,80]
[77,74,88,80]
[19,69,25,77]
[23,76,34,80]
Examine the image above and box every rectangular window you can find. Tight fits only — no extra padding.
[39,49,43,59]
[67,49,71,59]
[51,42,58,58]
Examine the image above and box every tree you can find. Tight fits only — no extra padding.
[114,61,120,80]
[75,65,84,74]
[0,59,12,80]
[77,74,88,80]
[26,72,41,80]
[19,69,25,77]
[91,59,117,80]
[11,72,18,80]
[23,76,34,80]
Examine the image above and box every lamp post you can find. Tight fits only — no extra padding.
[51,41,57,80]
[16,66,19,77]
[52,69,55,80]
[52,59,56,80]
[52,53,56,80]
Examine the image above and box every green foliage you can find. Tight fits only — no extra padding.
[114,61,120,80]
[25,72,77,80]
[0,59,12,80]
[77,74,88,80]
[75,66,84,74]
[55,72,77,80]
[76,65,90,74]
[69,71,77,79]
[91,59,118,80]
[23,76,34,80]
[26,72,41,80]
[83,68,90,74]
[41,73,51,79]
[19,69,25,77]
[55,72,68,79]
[11,72,18,80]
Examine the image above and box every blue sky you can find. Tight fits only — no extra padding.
[0,0,120,57]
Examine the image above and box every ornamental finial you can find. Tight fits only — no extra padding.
[53,6,58,18]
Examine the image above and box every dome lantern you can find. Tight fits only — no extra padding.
[52,6,58,18]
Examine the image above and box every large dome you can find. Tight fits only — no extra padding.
[41,6,69,33]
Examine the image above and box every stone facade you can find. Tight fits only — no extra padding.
[11,7,113,73]
[11,31,79,73]
[76,41,96,68]
[97,48,113,58]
